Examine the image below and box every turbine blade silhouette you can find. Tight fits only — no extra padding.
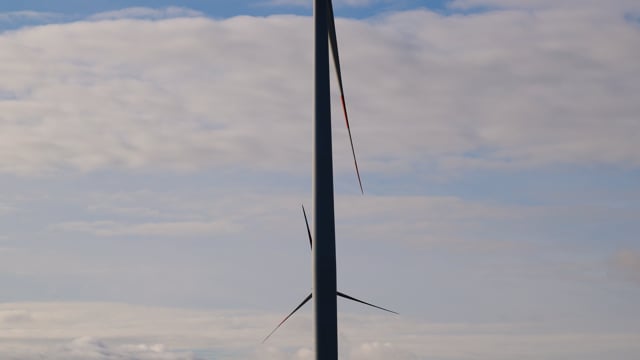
[327,0,364,194]
[302,204,312,249]
[263,205,397,343]
[302,205,397,315]
[337,291,398,315]
[262,290,396,343]
[262,293,312,343]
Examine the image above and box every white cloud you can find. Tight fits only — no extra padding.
[262,0,311,7]
[1,5,639,359]
[350,341,418,360]
[1,302,639,360]
[88,7,204,21]
[0,5,638,176]
[0,309,33,323]
[339,0,384,7]
[6,336,201,360]
[449,0,640,11]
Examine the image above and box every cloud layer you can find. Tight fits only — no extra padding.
[2,302,639,360]
[1,3,639,359]
[1,3,639,175]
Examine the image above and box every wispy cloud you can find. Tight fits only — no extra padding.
[24,336,201,360]
[0,11,60,23]
[261,0,311,7]
[55,219,239,237]
[88,7,204,21]
[1,302,639,360]
[448,0,640,10]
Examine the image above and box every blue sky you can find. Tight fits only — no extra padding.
[1,0,639,359]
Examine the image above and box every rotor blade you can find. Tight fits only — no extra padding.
[327,0,364,194]
[263,293,312,343]
[302,204,312,249]
[337,291,398,315]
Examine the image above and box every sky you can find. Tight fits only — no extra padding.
[0,0,639,359]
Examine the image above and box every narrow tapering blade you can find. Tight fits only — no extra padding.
[302,204,312,249]
[337,291,398,315]
[263,293,312,343]
[327,0,364,194]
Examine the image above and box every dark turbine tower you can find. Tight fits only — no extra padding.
[264,1,395,359]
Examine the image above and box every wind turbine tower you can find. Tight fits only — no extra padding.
[312,0,339,358]
[264,1,394,359]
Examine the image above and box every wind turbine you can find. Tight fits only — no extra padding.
[263,205,397,344]
[264,1,394,358]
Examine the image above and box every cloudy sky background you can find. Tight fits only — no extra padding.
[1,0,639,359]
